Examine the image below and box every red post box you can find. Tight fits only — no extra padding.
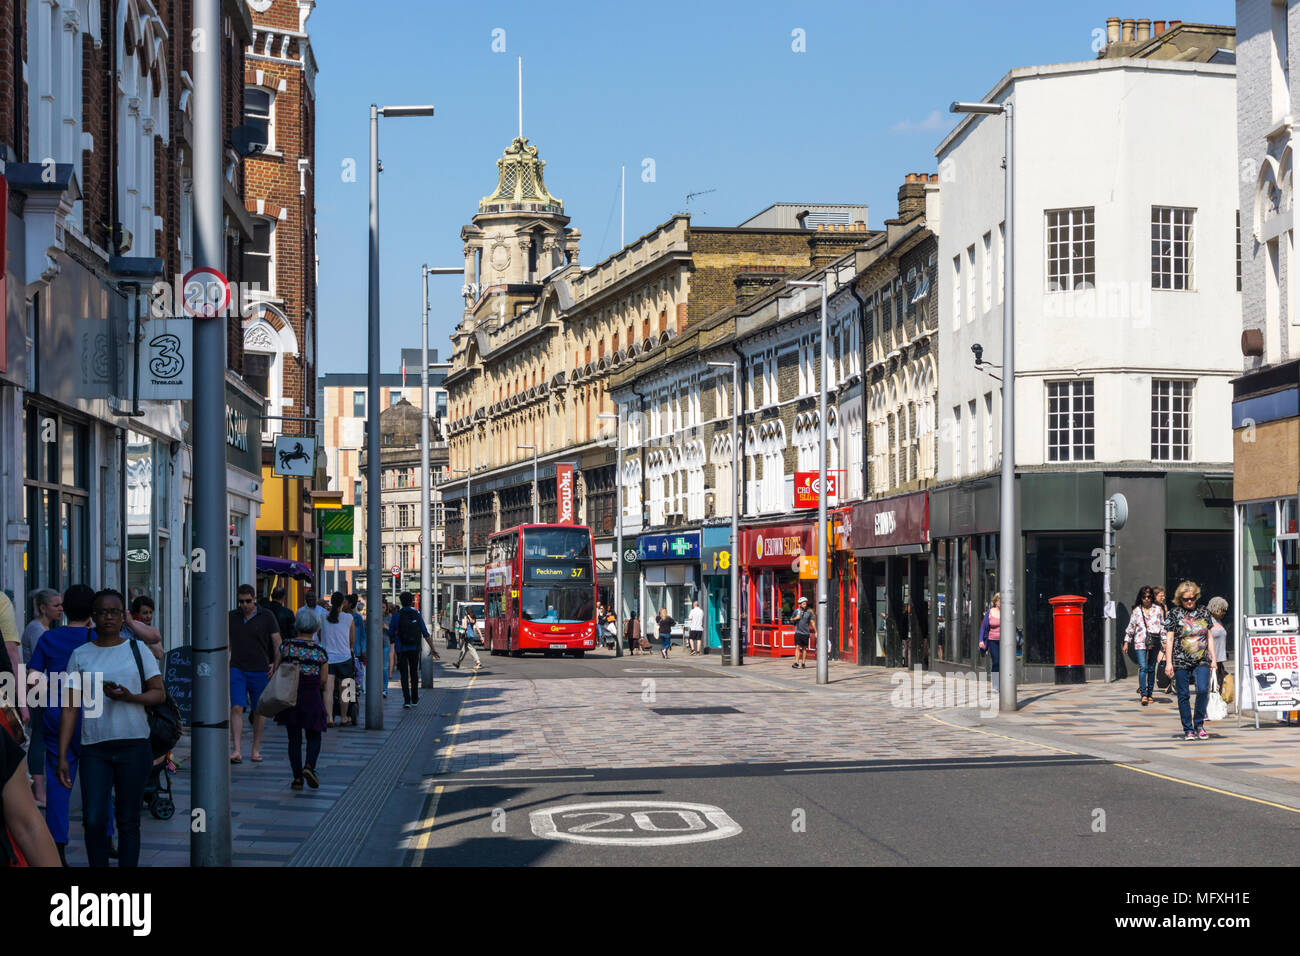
[1048,595,1087,685]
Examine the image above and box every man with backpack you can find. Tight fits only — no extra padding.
[388,592,439,708]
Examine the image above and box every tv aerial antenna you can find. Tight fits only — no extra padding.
[685,188,716,217]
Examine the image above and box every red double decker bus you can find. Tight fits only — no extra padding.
[484,524,598,657]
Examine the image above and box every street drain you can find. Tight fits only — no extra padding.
[650,706,741,716]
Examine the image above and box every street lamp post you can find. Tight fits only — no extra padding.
[420,265,461,668]
[787,279,830,686]
[598,411,623,658]
[367,102,433,730]
[517,444,539,523]
[707,361,741,667]
[951,97,1015,711]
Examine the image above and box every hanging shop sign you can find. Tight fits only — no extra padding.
[273,435,316,478]
[557,464,575,522]
[637,531,701,562]
[793,472,838,509]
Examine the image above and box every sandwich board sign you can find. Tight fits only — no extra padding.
[1243,615,1300,715]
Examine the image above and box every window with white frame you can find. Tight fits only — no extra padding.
[983,392,994,471]
[997,222,1005,303]
[951,405,962,479]
[746,428,761,511]
[244,218,276,296]
[114,4,169,256]
[966,245,976,322]
[982,232,993,313]
[952,256,962,329]
[1047,379,1095,462]
[1046,208,1095,291]
[1151,380,1192,462]
[712,435,733,517]
[244,86,275,151]
[967,400,977,475]
[1151,206,1194,290]
[687,442,705,520]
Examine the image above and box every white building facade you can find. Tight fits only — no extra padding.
[934,47,1239,679]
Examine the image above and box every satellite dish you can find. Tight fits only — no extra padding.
[231,124,268,158]
[1108,492,1129,531]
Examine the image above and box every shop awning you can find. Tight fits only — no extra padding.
[256,555,314,582]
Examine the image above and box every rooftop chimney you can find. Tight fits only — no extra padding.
[1153,19,1166,35]
[1122,18,1135,41]
[1168,19,1181,30]
[897,174,927,219]
[1136,18,1150,41]
[1107,17,1121,43]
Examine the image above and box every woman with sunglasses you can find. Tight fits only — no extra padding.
[56,589,164,867]
[1123,586,1164,705]
[1163,580,1216,741]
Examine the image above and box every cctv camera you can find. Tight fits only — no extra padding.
[971,343,984,364]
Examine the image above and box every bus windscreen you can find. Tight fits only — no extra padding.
[520,585,593,624]
[522,528,591,560]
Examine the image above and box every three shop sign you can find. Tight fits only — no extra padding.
[794,472,838,509]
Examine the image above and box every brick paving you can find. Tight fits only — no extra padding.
[60,685,414,867]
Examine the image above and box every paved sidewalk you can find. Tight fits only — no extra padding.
[59,682,422,867]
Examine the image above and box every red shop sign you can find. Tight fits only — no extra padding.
[742,524,815,568]
[793,471,838,509]
[556,465,574,523]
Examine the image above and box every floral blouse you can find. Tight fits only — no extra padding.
[281,637,328,678]
[1165,605,1212,670]
[1124,605,1165,652]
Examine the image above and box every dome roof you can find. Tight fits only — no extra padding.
[478,136,563,215]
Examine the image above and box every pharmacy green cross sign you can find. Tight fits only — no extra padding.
[669,536,692,557]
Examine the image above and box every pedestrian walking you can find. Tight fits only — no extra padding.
[1123,586,1165,706]
[1164,580,1216,741]
[656,608,676,659]
[276,609,330,791]
[28,585,111,864]
[320,592,356,727]
[455,609,482,671]
[124,595,164,661]
[389,591,441,705]
[687,600,705,656]
[354,594,389,695]
[297,589,328,633]
[269,586,297,642]
[625,610,642,656]
[21,588,62,810]
[790,595,814,669]
[56,589,163,868]
[979,593,1002,691]
[229,584,281,763]
[0,590,23,726]
[1207,596,1229,686]
[0,676,60,866]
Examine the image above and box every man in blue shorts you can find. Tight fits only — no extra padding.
[228,584,281,763]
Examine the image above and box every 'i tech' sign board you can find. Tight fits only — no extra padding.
[1245,615,1300,711]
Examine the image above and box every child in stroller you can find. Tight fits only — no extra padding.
[143,750,177,820]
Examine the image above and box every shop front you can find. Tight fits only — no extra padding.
[830,509,856,663]
[637,530,701,640]
[739,521,817,658]
[930,481,1002,676]
[849,491,930,668]
[701,524,733,652]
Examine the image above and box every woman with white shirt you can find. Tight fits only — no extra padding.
[56,589,163,868]
[320,591,355,728]
[1123,585,1165,706]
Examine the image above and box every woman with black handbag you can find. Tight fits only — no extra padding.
[56,589,164,868]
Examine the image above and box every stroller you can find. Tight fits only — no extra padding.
[143,752,177,820]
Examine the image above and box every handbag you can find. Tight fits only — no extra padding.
[130,640,184,759]
[1206,672,1228,722]
[255,658,302,718]
[1155,658,1172,692]
[1220,672,1235,704]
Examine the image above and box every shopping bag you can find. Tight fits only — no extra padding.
[256,660,301,718]
[1205,673,1228,722]
[1220,673,1235,704]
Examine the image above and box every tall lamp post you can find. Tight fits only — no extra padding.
[517,444,539,523]
[420,265,460,659]
[597,411,623,657]
[786,278,830,685]
[951,97,1015,712]
[367,102,433,730]
[706,361,741,667]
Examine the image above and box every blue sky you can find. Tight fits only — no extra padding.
[312,0,1234,374]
